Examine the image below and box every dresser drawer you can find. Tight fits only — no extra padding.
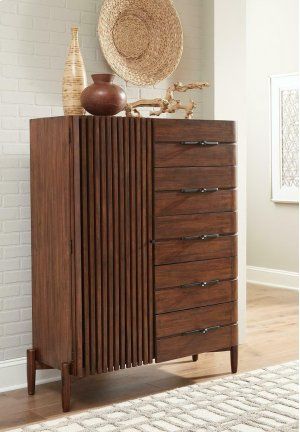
[155,279,237,314]
[155,143,236,168]
[155,212,237,240]
[155,167,236,191]
[155,235,237,265]
[156,324,238,362]
[154,119,236,143]
[155,257,237,289]
[155,189,236,217]
[156,302,237,338]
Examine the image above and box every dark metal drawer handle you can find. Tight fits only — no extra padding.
[180,187,219,194]
[181,233,220,241]
[151,234,220,244]
[180,140,219,146]
[182,325,221,336]
[181,279,220,289]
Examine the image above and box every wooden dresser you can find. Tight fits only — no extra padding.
[28,116,238,412]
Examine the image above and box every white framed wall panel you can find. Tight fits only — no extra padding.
[271,74,299,203]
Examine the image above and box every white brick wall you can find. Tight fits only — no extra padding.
[0,0,204,362]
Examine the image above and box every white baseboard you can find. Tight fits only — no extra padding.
[247,266,299,290]
[0,357,60,393]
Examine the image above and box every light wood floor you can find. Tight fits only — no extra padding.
[0,284,298,431]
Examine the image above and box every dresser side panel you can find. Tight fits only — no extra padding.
[30,117,72,370]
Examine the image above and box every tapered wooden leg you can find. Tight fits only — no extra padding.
[192,354,199,362]
[230,345,238,374]
[61,362,71,412]
[27,349,36,395]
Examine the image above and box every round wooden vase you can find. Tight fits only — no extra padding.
[62,27,87,116]
[81,74,127,116]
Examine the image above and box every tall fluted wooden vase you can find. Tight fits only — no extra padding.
[62,27,87,116]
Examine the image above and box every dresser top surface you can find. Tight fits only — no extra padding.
[30,116,236,124]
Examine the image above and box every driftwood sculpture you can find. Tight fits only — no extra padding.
[124,81,210,119]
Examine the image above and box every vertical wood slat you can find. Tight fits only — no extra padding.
[118,118,126,370]
[106,117,114,372]
[69,120,77,377]
[130,118,138,367]
[80,117,90,375]
[135,120,143,366]
[71,117,83,377]
[94,117,102,374]
[147,119,154,363]
[141,119,149,364]
[112,117,120,371]
[87,116,96,375]
[77,117,153,374]
[124,119,132,367]
[100,117,108,373]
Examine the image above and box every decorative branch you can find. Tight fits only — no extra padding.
[124,81,209,119]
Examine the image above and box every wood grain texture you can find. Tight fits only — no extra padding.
[124,118,132,367]
[71,117,83,377]
[231,345,238,374]
[30,117,72,370]
[80,116,91,375]
[155,235,237,265]
[156,324,238,362]
[112,117,120,371]
[61,363,71,412]
[153,119,236,143]
[135,119,143,366]
[76,117,154,372]
[106,117,114,373]
[93,117,103,374]
[130,118,138,367]
[27,349,36,396]
[155,257,237,290]
[155,190,236,216]
[156,302,237,338]
[146,119,154,364]
[155,167,236,191]
[141,119,149,364]
[155,280,238,314]
[29,116,239,410]
[118,117,126,369]
[87,116,96,375]
[155,212,237,240]
[155,143,236,168]
[100,116,108,373]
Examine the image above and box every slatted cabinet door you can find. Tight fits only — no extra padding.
[72,117,154,375]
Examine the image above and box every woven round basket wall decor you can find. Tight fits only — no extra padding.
[98,0,183,86]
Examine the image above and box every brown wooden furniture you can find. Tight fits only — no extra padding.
[29,117,238,412]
